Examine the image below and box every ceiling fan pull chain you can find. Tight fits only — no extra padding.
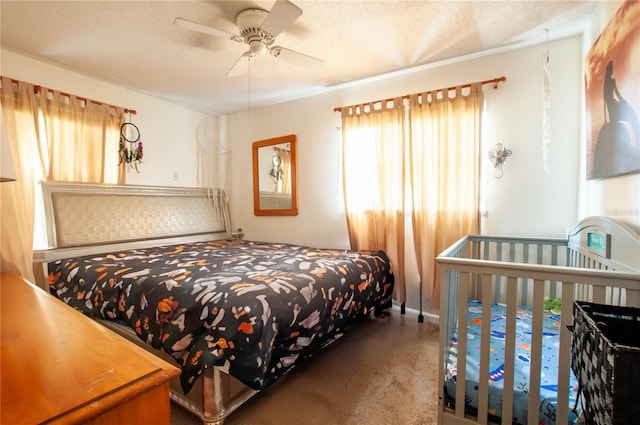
[248,56,252,113]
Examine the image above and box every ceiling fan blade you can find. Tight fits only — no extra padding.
[226,52,251,77]
[261,0,302,37]
[272,47,324,70]
[174,17,239,41]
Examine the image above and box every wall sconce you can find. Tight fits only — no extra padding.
[488,143,512,179]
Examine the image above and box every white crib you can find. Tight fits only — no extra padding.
[436,216,640,425]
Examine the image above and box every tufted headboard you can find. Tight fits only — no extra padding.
[33,181,231,288]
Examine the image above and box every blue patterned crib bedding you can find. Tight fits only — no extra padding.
[445,300,580,425]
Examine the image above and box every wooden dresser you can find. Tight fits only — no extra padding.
[0,271,181,424]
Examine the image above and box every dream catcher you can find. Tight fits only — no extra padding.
[270,154,283,185]
[118,120,143,172]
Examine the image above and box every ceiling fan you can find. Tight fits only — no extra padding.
[174,0,324,77]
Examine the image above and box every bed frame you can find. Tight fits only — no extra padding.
[32,181,256,425]
[436,216,640,425]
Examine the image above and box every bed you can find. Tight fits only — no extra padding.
[33,181,394,425]
[436,216,640,425]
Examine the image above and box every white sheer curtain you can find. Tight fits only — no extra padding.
[0,77,125,280]
[273,147,291,194]
[340,84,483,313]
[41,91,124,183]
[197,115,231,219]
[408,84,483,309]
[341,99,407,305]
[0,78,40,281]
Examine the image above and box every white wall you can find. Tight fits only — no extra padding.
[223,94,350,249]
[0,48,210,188]
[480,37,582,237]
[224,35,584,249]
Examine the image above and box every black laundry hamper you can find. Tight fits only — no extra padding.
[571,301,640,425]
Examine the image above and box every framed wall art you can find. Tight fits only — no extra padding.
[585,0,640,180]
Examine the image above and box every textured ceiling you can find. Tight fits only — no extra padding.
[1,1,598,115]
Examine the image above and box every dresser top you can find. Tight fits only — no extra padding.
[0,271,180,424]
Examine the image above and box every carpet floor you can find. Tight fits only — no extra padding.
[171,305,440,425]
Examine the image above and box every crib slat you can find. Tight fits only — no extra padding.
[522,244,531,306]
[477,274,493,425]
[537,244,544,265]
[495,242,503,302]
[551,244,559,267]
[455,274,469,418]
[555,283,574,425]
[593,284,606,303]
[550,245,560,299]
[527,279,545,425]
[501,277,518,424]
[439,268,456,423]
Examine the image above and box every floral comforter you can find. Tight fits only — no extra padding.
[48,240,394,393]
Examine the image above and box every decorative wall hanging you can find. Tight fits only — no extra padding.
[270,154,283,184]
[118,121,143,172]
[542,29,551,173]
[488,143,512,178]
[585,0,640,180]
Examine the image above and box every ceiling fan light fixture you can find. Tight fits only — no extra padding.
[249,39,268,55]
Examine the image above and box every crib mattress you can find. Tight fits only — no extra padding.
[445,300,579,425]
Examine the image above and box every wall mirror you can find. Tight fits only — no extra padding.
[253,134,298,216]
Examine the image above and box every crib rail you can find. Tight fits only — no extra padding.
[436,233,640,425]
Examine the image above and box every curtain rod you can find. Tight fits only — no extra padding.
[333,76,506,112]
[1,76,137,115]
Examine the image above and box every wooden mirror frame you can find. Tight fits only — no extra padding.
[252,134,298,216]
